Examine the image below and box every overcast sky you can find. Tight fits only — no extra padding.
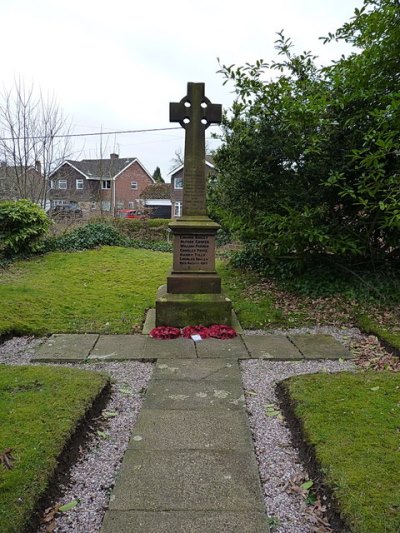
[1,0,362,181]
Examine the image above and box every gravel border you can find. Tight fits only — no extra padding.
[241,358,354,532]
[0,338,153,533]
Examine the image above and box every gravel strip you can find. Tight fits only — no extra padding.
[241,358,355,533]
[0,337,153,533]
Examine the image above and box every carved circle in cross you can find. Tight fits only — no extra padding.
[179,95,213,129]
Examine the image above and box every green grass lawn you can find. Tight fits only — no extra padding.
[0,365,108,533]
[0,246,398,344]
[219,263,287,329]
[0,247,171,335]
[280,371,400,533]
[0,247,289,336]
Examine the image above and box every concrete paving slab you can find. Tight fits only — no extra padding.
[196,337,249,359]
[101,510,269,533]
[144,337,196,359]
[144,379,245,410]
[108,450,265,512]
[129,408,254,452]
[288,334,353,359]
[32,334,98,362]
[243,335,303,360]
[88,334,146,360]
[153,359,240,381]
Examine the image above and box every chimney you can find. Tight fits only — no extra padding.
[35,160,42,174]
[110,153,119,160]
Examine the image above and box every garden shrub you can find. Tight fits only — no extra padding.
[91,216,170,241]
[44,223,126,252]
[44,222,172,253]
[0,199,50,256]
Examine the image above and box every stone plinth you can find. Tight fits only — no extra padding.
[155,285,232,328]
[167,217,221,294]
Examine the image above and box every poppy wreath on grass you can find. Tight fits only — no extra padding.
[208,324,237,339]
[149,326,181,339]
[181,325,210,339]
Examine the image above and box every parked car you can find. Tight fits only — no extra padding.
[115,209,147,219]
[48,204,83,218]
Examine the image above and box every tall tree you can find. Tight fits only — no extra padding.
[0,79,72,207]
[214,0,400,268]
[152,166,164,183]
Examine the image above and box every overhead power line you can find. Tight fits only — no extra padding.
[0,126,184,141]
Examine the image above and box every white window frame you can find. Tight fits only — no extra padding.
[76,179,84,190]
[174,177,183,189]
[50,180,55,189]
[91,201,97,210]
[174,201,182,217]
[131,181,138,190]
[101,180,111,189]
[128,201,134,209]
[58,179,67,190]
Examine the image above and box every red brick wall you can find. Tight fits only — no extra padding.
[102,160,154,209]
[49,165,98,203]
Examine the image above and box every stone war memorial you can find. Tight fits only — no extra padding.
[155,82,233,327]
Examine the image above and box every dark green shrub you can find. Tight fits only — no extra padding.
[44,222,172,253]
[44,223,126,252]
[0,200,50,256]
[90,216,170,241]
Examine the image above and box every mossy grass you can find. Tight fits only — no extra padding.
[0,365,108,533]
[357,313,400,353]
[0,247,171,335]
[281,371,400,533]
[219,263,287,329]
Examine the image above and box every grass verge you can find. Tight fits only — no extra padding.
[357,314,400,354]
[278,371,400,533]
[0,364,109,533]
[219,263,287,329]
[0,247,171,335]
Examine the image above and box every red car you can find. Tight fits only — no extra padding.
[116,209,147,219]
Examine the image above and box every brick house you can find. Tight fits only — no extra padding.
[169,159,215,218]
[0,161,43,204]
[140,183,172,218]
[48,154,154,215]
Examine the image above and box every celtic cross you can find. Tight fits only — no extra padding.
[170,82,222,217]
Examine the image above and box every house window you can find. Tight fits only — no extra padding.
[101,201,111,211]
[174,201,182,217]
[50,180,55,189]
[101,180,111,189]
[91,201,97,210]
[117,201,124,209]
[131,181,138,190]
[58,179,67,189]
[76,179,84,190]
[174,177,183,189]
[128,201,134,209]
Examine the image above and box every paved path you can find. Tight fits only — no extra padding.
[32,333,352,532]
[101,358,268,532]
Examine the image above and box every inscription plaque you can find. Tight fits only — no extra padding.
[173,234,214,271]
